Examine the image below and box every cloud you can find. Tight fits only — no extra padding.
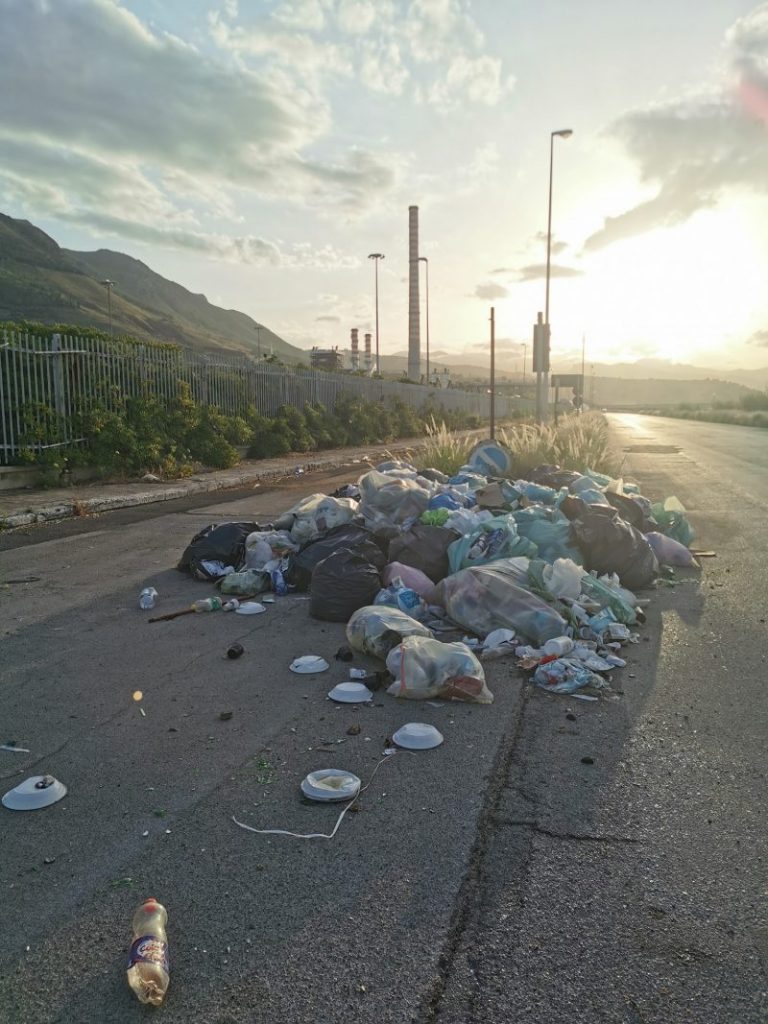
[585,6,768,251]
[470,337,524,352]
[316,314,342,322]
[474,282,508,299]
[748,328,768,346]
[489,267,514,275]
[516,263,584,282]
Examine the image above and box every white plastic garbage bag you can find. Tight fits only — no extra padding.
[386,636,493,703]
[288,494,358,544]
[542,558,587,601]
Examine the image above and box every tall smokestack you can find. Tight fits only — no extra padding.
[364,332,372,373]
[408,205,420,380]
[350,327,359,370]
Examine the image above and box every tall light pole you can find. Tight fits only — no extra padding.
[418,256,430,383]
[522,342,527,386]
[541,127,573,421]
[255,323,262,358]
[368,253,385,374]
[101,279,114,336]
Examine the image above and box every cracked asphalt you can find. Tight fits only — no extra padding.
[0,414,766,1023]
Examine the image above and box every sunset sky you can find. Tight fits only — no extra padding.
[2,0,768,371]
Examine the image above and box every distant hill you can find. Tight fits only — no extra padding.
[0,212,302,361]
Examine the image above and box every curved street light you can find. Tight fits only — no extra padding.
[367,253,385,374]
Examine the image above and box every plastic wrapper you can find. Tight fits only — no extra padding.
[475,480,521,509]
[357,470,432,529]
[437,562,569,646]
[447,515,537,573]
[533,657,609,695]
[645,531,698,567]
[346,605,432,660]
[420,508,451,527]
[572,505,658,589]
[382,561,436,597]
[650,497,695,547]
[579,574,638,625]
[244,530,298,570]
[386,636,493,703]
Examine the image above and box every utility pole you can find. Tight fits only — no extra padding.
[101,279,114,336]
[368,253,385,374]
[489,306,496,440]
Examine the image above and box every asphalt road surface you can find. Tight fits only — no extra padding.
[0,414,765,1023]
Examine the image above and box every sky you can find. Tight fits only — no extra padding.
[1,0,768,372]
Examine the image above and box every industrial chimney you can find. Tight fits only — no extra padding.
[364,332,372,373]
[408,205,420,381]
[350,327,359,370]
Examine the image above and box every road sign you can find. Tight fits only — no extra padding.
[550,373,583,386]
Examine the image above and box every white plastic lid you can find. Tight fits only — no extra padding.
[290,655,330,674]
[301,769,361,802]
[392,723,444,750]
[235,602,266,615]
[328,681,373,703]
[2,775,67,811]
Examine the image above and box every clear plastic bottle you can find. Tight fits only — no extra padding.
[191,596,223,613]
[139,587,158,610]
[127,898,169,1006]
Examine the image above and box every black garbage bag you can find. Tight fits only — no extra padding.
[418,467,449,483]
[572,505,659,589]
[177,522,259,580]
[388,524,459,583]
[558,494,588,521]
[605,491,657,533]
[284,523,386,592]
[309,549,382,622]
[526,463,562,484]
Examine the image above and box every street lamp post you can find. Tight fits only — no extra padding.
[367,253,385,374]
[541,127,573,422]
[418,256,430,384]
[255,323,262,358]
[522,341,527,386]
[101,279,114,336]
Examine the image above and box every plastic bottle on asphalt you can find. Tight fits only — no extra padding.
[542,635,575,657]
[192,596,223,613]
[139,587,158,611]
[126,898,169,1006]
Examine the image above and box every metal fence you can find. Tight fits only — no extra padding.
[0,330,515,463]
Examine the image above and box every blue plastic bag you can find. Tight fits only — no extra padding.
[512,507,582,564]
[447,515,537,573]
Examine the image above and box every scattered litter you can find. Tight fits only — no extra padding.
[0,743,30,753]
[127,898,170,1006]
[300,769,361,802]
[138,587,158,611]
[386,636,493,703]
[232,754,392,841]
[1,576,41,584]
[290,655,330,674]
[328,682,374,703]
[335,645,354,662]
[349,668,368,679]
[219,711,233,721]
[2,775,67,811]
[347,724,362,736]
[226,643,244,659]
[392,723,444,750]
[235,601,266,615]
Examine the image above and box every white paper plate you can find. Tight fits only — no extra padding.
[301,769,361,802]
[392,723,444,750]
[236,602,267,615]
[328,682,373,703]
[2,775,67,811]
[290,655,330,674]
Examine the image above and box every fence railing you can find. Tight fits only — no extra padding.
[0,330,518,463]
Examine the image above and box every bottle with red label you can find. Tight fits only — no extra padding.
[126,898,170,1006]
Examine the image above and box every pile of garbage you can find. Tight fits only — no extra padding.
[172,441,700,705]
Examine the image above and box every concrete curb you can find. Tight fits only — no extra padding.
[0,432,485,530]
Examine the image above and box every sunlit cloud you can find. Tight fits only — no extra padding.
[474,282,508,299]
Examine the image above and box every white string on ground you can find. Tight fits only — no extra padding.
[232,752,396,841]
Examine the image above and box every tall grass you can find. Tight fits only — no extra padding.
[412,413,620,479]
[499,413,620,477]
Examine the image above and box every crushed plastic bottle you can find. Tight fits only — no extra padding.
[139,587,158,611]
[126,898,169,1006]
[191,597,223,613]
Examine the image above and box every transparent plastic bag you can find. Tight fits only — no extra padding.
[357,471,431,529]
[649,496,695,547]
[288,494,358,544]
[512,507,583,564]
[645,531,698,567]
[382,562,436,597]
[386,636,493,703]
[542,558,587,601]
[437,562,568,646]
[346,605,432,660]
[373,579,430,622]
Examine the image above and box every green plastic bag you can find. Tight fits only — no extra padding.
[447,515,537,573]
[650,496,694,548]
